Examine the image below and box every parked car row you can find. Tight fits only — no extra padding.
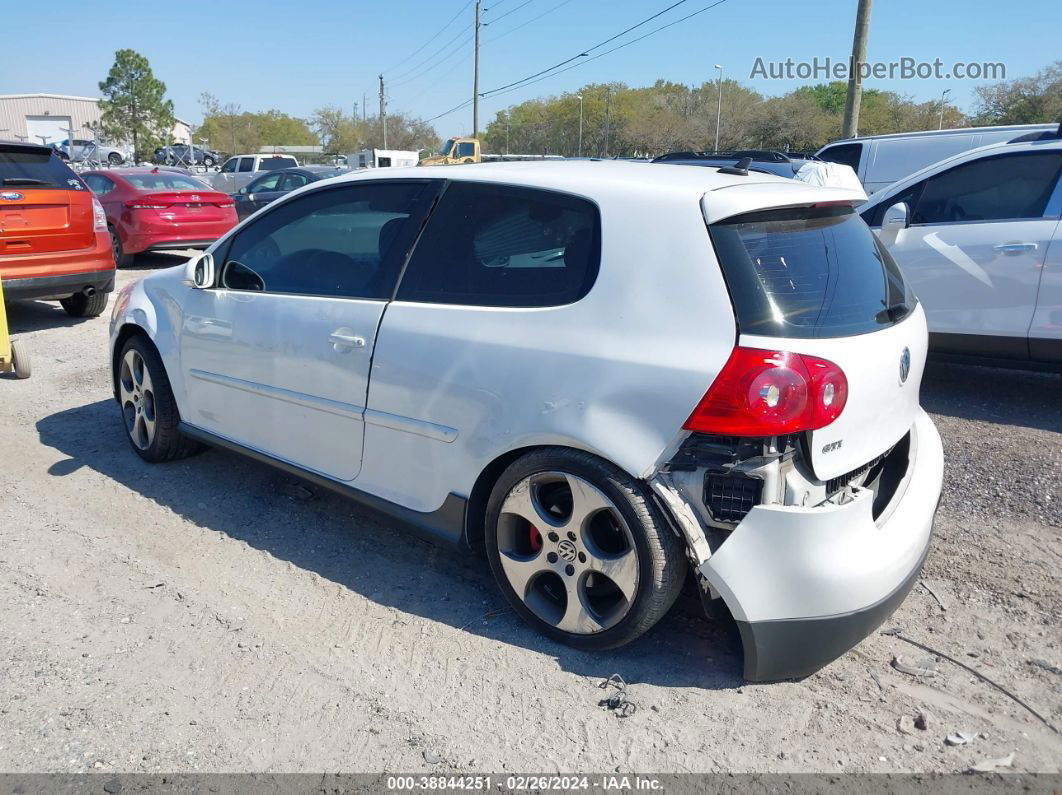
[154,143,222,168]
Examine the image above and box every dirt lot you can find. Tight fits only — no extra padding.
[1,259,1060,774]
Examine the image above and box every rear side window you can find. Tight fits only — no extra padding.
[0,145,82,190]
[818,143,862,172]
[397,182,600,307]
[238,158,255,172]
[260,157,298,171]
[709,206,913,338]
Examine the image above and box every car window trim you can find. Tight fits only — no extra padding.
[209,178,444,301]
[391,179,604,309]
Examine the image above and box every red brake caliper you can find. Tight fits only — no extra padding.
[529,524,542,553]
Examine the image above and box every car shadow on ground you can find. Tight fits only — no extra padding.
[36,398,745,691]
[5,298,90,333]
[921,359,1062,434]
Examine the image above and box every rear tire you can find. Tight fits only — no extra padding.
[116,336,201,462]
[203,155,216,168]
[10,339,31,379]
[60,291,109,318]
[485,447,687,651]
[107,151,123,165]
[110,227,134,268]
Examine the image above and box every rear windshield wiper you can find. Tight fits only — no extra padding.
[876,302,911,323]
[2,177,57,186]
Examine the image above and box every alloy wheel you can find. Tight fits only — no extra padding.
[496,471,639,634]
[119,349,157,450]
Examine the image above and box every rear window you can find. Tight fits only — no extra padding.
[817,142,863,172]
[0,145,82,190]
[709,206,914,338]
[125,174,211,191]
[260,157,298,171]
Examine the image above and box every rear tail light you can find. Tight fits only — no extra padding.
[684,347,848,436]
[91,197,108,230]
[214,199,235,208]
[125,198,169,210]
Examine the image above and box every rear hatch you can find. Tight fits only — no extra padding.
[122,171,234,225]
[704,193,924,481]
[0,143,95,255]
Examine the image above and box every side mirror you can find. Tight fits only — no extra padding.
[879,202,909,245]
[184,252,215,288]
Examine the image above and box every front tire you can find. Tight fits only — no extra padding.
[60,291,109,318]
[110,226,134,268]
[116,336,200,462]
[107,151,123,165]
[485,448,687,651]
[203,155,216,168]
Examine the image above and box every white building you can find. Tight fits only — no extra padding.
[0,93,191,150]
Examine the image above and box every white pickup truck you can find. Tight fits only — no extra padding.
[209,153,300,194]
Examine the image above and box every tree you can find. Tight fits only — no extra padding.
[310,106,439,155]
[974,61,1062,124]
[197,94,318,156]
[98,49,175,162]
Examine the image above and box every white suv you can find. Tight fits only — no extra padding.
[860,133,1062,367]
[109,162,944,681]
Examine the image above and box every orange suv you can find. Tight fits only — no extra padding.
[1,141,115,317]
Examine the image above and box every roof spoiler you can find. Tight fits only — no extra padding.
[717,157,753,176]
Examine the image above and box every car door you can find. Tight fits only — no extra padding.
[177,179,440,481]
[1028,181,1062,363]
[876,150,1062,356]
[213,157,239,192]
[236,172,284,219]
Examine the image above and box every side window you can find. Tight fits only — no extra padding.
[220,158,238,173]
[219,182,437,299]
[912,152,1062,224]
[238,157,255,173]
[862,180,926,227]
[249,173,283,192]
[84,174,116,195]
[456,142,476,158]
[279,173,310,191]
[397,182,601,308]
[818,142,863,172]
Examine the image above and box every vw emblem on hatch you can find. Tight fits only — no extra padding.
[1,192,24,201]
[557,539,578,563]
[899,347,911,384]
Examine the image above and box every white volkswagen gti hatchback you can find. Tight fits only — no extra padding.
[109,161,944,681]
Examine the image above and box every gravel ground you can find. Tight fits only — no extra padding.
[1,258,1060,774]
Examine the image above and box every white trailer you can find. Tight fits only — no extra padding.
[347,149,420,169]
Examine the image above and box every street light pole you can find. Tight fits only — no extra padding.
[938,88,951,130]
[714,64,723,152]
[576,95,584,157]
[505,112,510,155]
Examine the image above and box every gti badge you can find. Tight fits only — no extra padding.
[1,192,24,201]
[899,347,911,384]
[822,440,843,454]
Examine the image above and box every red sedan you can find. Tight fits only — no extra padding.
[81,168,237,266]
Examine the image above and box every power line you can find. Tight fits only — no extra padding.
[483,0,692,97]
[423,0,733,123]
[390,29,476,88]
[390,20,475,83]
[483,0,535,25]
[384,0,474,74]
[484,0,577,44]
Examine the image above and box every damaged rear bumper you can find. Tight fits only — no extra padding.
[697,409,944,681]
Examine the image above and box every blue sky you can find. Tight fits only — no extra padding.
[3,0,1057,135]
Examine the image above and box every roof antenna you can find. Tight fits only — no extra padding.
[718,156,752,176]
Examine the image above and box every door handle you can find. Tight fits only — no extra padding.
[993,242,1037,255]
[329,330,366,351]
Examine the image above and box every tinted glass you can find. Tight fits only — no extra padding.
[84,174,116,195]
[709,206,914,338]
[861,180,925,227]
[220,158,238,173]
[280,173,311,190]
[220,182,436,299]
[259,157,298,171]
[125,174,211,191]
[456,142,476,157]
[0,145,81,190]
[248,173,283,192]
[237,158,255,172]
[397,182,600,307]
[817,142,862,172]
[912,152,1062,224]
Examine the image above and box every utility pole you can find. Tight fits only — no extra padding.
[604,87,611,157]
[576,95,583,157]
[363,92,367,122]
[714,64,724,152]
[473,0,481,138]
[841,0,873,139]
[379,74,388,149]
[938,88,951,130]
[505,112,510,155]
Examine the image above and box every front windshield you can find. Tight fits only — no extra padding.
[440,139,455,156]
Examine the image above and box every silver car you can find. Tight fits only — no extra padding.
[53,139,127,166]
